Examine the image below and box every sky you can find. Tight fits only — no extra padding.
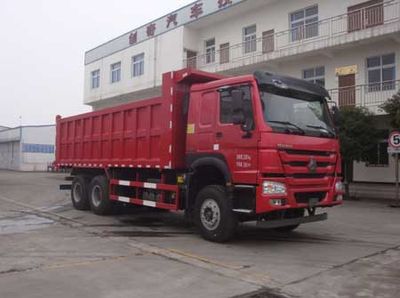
[0,0,194,127]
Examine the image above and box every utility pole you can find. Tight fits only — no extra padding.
[388,131,400,208]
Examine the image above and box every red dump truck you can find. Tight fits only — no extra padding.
[56,68,344,242]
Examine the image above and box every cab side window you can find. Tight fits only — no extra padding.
[219,85,253,125]
[220,89,234,124]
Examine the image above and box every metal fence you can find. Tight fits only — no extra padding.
[184,0,400,71]
[328,80,400,107]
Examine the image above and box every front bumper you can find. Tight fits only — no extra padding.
[255,177,343,214]
[256,212,328,229]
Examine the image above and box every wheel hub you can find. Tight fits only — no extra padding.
[73,183,82,203]
[200,199,221,231]
[91,185,102,207]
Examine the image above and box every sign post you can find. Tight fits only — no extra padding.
[388,131,400,208]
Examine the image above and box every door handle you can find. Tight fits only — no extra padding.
[216,132,223,139]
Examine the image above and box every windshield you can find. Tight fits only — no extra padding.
[259,85,335,138]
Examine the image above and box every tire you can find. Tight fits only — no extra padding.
[194,185,237,242]
[274,209,305,233]
[71,176,90,210]
[88,175,114,215]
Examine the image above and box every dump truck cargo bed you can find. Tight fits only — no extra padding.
[55,69,224,170]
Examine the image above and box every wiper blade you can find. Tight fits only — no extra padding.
[306,125,336,137]
[268,121,305,135]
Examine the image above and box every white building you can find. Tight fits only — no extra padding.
[83,0,400,183]
[0,125,56,171]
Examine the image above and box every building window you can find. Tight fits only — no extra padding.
[91,69,100,89]
[367,53,396,92]
[366,130,389,167]
[110,62,121,83]
[186,50,197,69]
[243,25,257,54]
[205,38,216,64]
[132,53,145,77]
[262,30,275,53]
[348,0,384,32]
[22,143,55,154]
[303,66,325,87]
[220,43,230,64]
[290,5,319,42]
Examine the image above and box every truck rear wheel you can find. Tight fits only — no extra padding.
[71,176,90,210]
[88,175,113,215]
[194,185,237,243]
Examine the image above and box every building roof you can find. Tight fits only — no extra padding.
[0,125,55,144]
[0,124,55,132]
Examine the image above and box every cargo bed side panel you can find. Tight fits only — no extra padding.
[56,73,179,169]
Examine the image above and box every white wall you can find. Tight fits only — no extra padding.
[19,126,55,171]
[0,126,55,171]
[0,127,21,143]
[0,142,20,170]
[353,159,395,183]
[21,126,55,144]
[84,27,184,106]
[0,127,21,170]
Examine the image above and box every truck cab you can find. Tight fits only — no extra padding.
[185,70,343,240]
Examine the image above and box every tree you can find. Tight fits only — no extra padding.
[380,89,400,129]
[338,106,380,198]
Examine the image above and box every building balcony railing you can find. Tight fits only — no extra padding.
[184,0,400,72]
[328,80,400,108]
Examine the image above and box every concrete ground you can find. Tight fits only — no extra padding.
[0,170,399,298]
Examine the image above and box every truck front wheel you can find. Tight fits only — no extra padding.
[71,176,90,210]
[88,175,113,215]
[194,185,237,242]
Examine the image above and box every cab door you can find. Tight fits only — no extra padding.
[215,84,259,184]
[186,90,218,154]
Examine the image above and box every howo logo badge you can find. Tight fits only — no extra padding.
[308,158,318,173]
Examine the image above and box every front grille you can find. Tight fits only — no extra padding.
[295,192,327,204]
[287,161,332,167]
[278,148,337,184]
[263,173,286,178]
[284,149,333,156]
[292,173,330,179]
[262,173,332,179]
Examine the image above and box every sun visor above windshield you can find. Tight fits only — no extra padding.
[254,71,330,99]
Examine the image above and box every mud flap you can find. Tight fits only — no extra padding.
[59,184,72,190]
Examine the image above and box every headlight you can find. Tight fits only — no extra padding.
[263,181,287,195]
[335,182,345,193]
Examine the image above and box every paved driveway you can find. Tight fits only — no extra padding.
[0,170,399,298]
